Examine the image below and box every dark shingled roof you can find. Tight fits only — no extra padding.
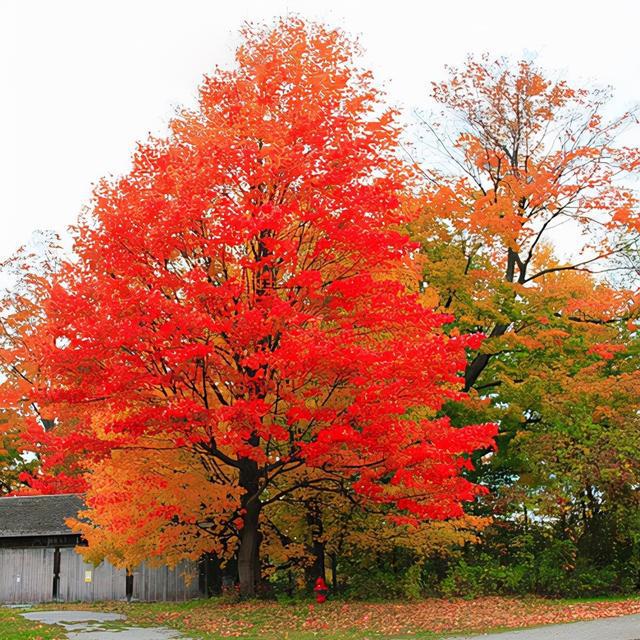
[0,494,84,537]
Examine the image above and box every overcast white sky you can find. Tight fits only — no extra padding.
[2,0,639,262]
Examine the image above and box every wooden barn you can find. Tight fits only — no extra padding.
[0,494,202,604]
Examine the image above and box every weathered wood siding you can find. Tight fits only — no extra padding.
[132,560,200,601]
[0,547,200,603]
[58,548,128,602]
[0,547,55,603]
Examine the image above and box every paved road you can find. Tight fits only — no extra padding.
[22,610,191,639]
[444,613,640,640]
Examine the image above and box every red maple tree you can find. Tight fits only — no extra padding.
[7,19,496,596]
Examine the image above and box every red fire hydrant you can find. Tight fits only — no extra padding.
[314,576,328,603]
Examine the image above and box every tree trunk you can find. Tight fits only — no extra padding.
[304,500,326,588]
[330,553,338,591]
[464,248,521,391]
[237,459,262,598]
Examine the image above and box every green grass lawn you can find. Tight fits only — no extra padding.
[0,608,66,640]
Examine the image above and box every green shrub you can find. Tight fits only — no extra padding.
[438,556,525,597]
[344,567,407,600]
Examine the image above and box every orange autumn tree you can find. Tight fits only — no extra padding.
[8,20,496,597]
[411,56,640,573]
[70,443,242,571]
[418,56,639,391]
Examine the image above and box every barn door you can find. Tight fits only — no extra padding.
[58,548,127,601]
[0,548,56,604]
[52,547,61,599]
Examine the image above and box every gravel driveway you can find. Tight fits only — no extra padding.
[21,610,191,639]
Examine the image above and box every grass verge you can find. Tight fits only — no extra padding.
[37,594,640,639]
[0,608,66,640]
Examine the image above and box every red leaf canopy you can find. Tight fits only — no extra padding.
[25,18,496,521]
